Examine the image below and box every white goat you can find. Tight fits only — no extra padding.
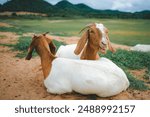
[131,44,150,52]
[56,23,115,60]
[26,34,129,97]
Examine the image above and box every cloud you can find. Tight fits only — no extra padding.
[111,0,150,12]
[112,0,133,10]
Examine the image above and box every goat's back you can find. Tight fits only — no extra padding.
[56,44,80,59]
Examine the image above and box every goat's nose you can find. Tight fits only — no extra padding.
[102,37,107,45]
[102,41,107,46]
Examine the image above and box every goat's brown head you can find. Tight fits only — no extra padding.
[74,23,115,56]
[25,32,56,60]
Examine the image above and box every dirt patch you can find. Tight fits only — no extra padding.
[112,43,131,50]
[48,20,69,23]
[0,22,12,27]
[0,32,19,44]
[0,33,150,100]
[130,69,146,80]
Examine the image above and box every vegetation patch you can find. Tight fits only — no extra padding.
[101,49,150,90]
[102,49,150,70]
[144,69,150,80]
[0,35,7,39]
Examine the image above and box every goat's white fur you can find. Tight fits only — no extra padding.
[131,44,150,52]
[44,57,129,97]
[56,44,80,59]
[95,23,107,45]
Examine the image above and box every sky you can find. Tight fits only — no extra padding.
[0,0,150,12]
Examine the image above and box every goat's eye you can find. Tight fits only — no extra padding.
[90,30,94,33]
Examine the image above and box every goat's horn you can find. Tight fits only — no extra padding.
[43,32,49,36]
[86,23,95,27]
[79,23,95,34]
[32,34,38,40]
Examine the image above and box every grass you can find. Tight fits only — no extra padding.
[126,71,149,90]
[0,18,150,45]
[0,35,7,38]
[13,36,31,51]
[101,49,150,70]
[101,50,150,90]
[144,69,150,80]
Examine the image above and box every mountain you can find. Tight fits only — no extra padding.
[0,0,150,19]
[51,0,82,17]
[55,0,75,9]
[52,0,100,17]
[75,3,94,12]
[0,0,53,13]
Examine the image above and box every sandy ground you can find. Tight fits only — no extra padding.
[0,32,150,100]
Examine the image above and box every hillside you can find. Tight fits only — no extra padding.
[75,3,94,12]
[0,0,53,13]
[51,0,81,17]
[0,0,150,19]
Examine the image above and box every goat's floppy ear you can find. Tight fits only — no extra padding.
[44,35,56,55]
[106,34,116,53]
[49,41,56,55]
[104,27,115,52]
[74,31,88,55]
[25,42,35,60]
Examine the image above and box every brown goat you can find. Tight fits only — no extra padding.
[26,33,56,78]
[74,23,115,60]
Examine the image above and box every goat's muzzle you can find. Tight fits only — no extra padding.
[99,43,107,54]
